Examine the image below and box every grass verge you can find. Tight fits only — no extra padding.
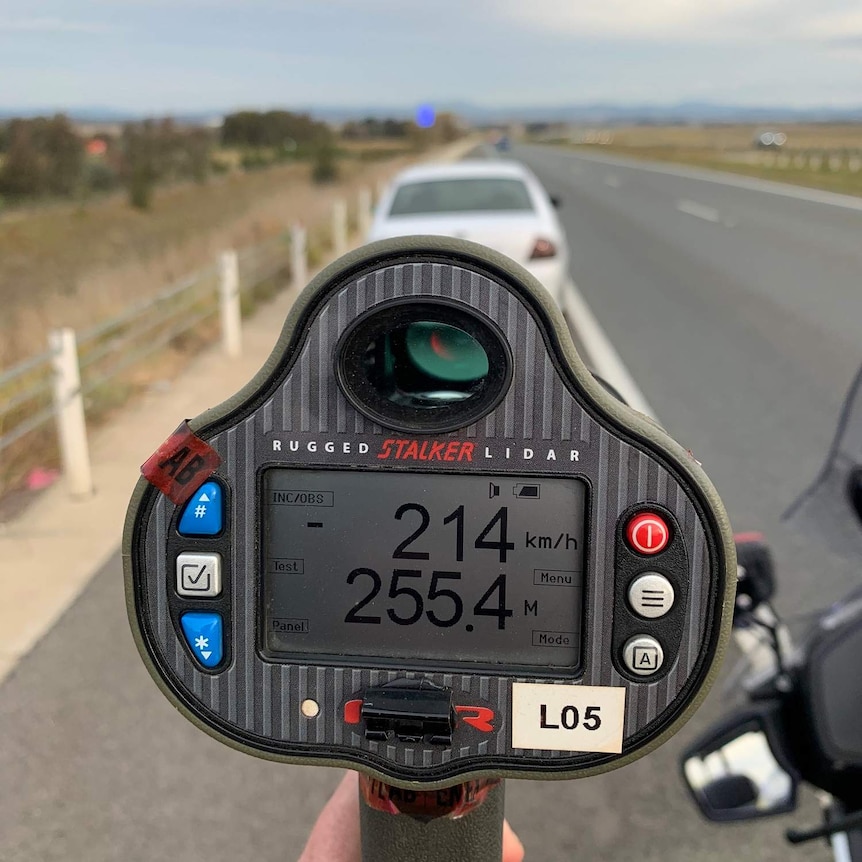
[572,142,862,197]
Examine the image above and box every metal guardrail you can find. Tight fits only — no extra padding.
[0,187,374,497]
[237,233,293,287]
[79,266,221,386]
[0,349,58,452]
[748,149,862,173]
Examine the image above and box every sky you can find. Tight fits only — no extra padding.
[1,0,861,113]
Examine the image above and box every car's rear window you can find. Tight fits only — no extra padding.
[388,178,534,216]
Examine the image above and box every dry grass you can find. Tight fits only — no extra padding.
[0,140,471,500]
[340,139,412,153]
[0,150,418,368]
[568,123,862,197]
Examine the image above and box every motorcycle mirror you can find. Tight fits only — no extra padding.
[681,703,798,822]
[733,533,775,614]
[784,364,862,561]
[701,775,758,810]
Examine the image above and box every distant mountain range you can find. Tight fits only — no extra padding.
[309,101,862,125]
[2,102,862,125]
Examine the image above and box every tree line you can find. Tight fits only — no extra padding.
[0,111,340,207]
[221,110,332,149]
[341,118,412,139]
[0,109,463,209]
[0,115,215,209]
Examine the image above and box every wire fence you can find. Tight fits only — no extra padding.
[78,266,220,393]
[0,349,58,453]
[734,149,862,173]
[0,187,374,497]
[237,232,293,288]
[0,261,228,471]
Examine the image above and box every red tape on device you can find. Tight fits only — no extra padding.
[359,775,500,820]
[141,421,221,506]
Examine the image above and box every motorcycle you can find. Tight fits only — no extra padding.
[681,366,862,861]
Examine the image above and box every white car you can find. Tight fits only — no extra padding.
[368,160,569,305]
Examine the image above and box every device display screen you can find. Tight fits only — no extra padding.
[261,469,587,670]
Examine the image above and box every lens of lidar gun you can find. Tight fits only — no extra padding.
[335,298,512,433]
[404,322,489,383]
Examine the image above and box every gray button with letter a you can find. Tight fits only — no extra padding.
[622,635,664,676]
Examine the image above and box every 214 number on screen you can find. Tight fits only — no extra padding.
[394,503,515,563]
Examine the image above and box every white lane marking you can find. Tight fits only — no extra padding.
[675,199,721,223]
[564,149,862,212]
[562,280,657,420]
[605,174,621,188]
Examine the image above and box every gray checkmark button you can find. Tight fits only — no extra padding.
[177,553,222,598]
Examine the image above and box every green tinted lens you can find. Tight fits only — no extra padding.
[404,322,489,383]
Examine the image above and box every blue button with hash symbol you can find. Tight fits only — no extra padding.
[178,481,223,536]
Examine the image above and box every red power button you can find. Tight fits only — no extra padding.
[626,512,670,555]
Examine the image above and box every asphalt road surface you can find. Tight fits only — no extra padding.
[3,145,861,861]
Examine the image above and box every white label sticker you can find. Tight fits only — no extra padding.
[511,683,626,753]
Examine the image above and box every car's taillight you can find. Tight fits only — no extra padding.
[529,238,557,259]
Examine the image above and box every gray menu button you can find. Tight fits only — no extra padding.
[627,573,675,619]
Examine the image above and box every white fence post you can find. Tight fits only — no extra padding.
[291,223,308,289]
[358,186,373,239]
[332,198,348,257]
[219,249,242,358]
[49,328,93,499]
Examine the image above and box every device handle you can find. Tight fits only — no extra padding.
[359,780,505,862]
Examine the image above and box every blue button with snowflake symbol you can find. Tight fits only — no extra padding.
[178,481,223,536]
[180,612,223,669]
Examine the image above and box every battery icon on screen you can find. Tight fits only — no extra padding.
[513,484,541,499]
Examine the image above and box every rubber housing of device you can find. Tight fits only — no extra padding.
[122,235,737,789]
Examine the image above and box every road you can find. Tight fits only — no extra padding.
[505,145,861,861]
[2,145,861,861]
